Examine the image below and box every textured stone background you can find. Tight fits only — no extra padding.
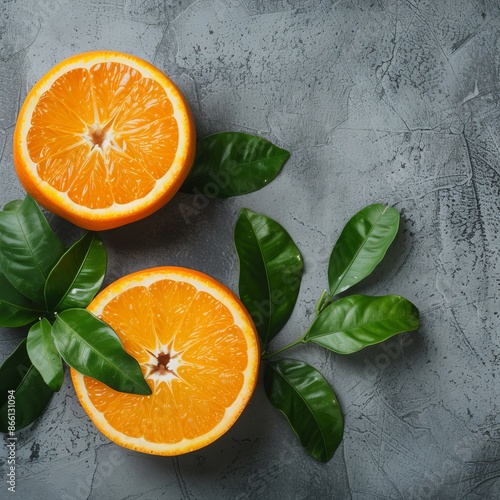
[1,0,500,498]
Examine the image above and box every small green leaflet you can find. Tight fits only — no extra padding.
[44,232,106,312]
[305,294,420,354]
[27,318,64,391]
[181,132,289,198]
[52,309,151,395]
[234,208,303,347]
[264,358,344,462]
[328,204,399,297]
[0,195,66,304]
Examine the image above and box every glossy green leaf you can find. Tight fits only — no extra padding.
[305,294,419,354]
[328,204,399,297]
[264,358,344,462]
[235,208,303,346]
[27,318,64,391]
[0,339,54,432]
[181,132,289,198]
[0,270,45,327]
[52,309,151,395]
[44,232,106,312]
[0,195,66,304]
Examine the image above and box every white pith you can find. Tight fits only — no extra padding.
[143,341,183,383]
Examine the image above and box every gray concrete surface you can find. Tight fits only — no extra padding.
[1,0,500,498]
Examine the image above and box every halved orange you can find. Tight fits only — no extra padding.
[71,267,260,455]
[14,51,195,230]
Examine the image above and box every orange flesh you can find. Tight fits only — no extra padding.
[83,279,248,444]
[26,63,179,208]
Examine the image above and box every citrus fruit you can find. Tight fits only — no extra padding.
[14,51,195,230]
[71,267,260,455]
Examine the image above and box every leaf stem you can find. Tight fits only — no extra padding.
[262,338,304,359]
[261,326,312,360]
[315,289,328,316]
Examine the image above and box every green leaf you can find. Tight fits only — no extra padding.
[0,339,54,432]
[0,270,45,327]
[235,208,303,346]
[328,204,399,297]
[181,132,289,198]
[264,358,344,462]
[305,294,419,354]
[0,195,66,304]
[52,309,151,395]
[26,318,64,391]
[44,232,106,312]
